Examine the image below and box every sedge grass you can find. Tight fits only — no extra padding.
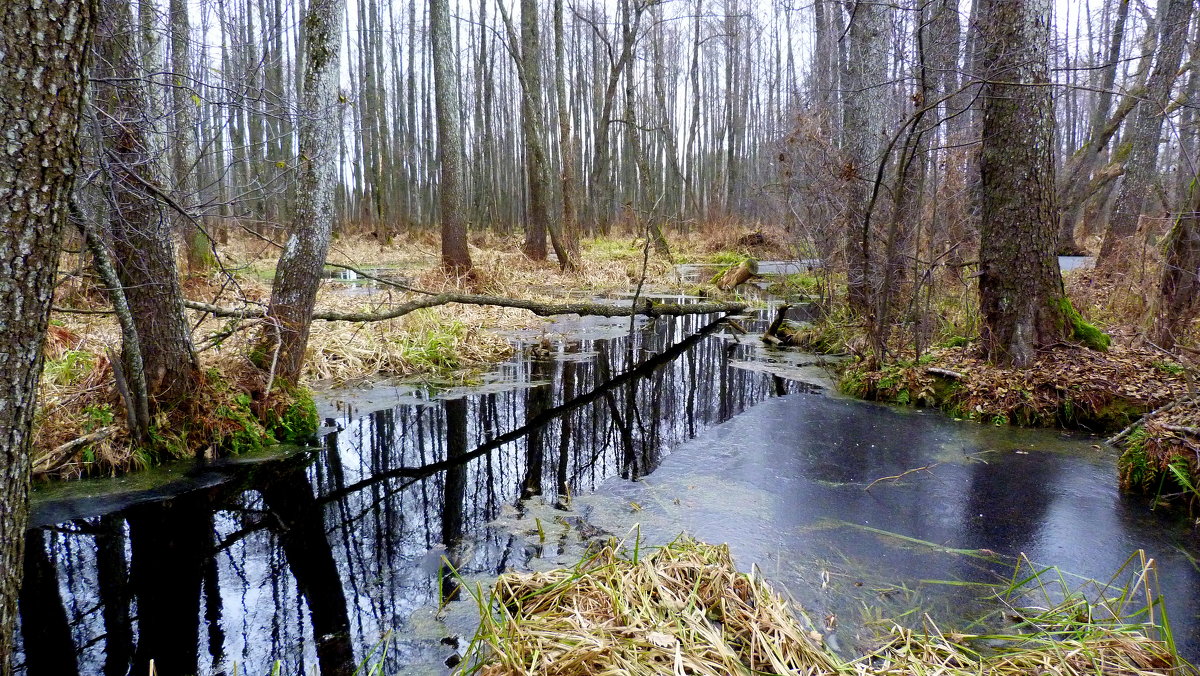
[457,536,1192,676]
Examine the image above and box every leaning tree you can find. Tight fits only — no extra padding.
[0,0,97,670]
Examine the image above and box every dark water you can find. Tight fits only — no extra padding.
[17,301,1200,675]
[18,307,823,676]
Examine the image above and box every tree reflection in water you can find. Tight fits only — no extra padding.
[18,312,811,675]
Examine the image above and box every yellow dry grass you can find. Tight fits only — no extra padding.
[458,538,1191,676]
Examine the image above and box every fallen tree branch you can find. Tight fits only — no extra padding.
[1107,399,1179,446]
[926,367,965,380]
[185,295,748,322]
[318,317,729,503]
[865,463,939,492]
[1161,424,1200,438]
[33,426,118,476]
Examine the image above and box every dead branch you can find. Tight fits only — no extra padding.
[184,295,748,322]
[1162,424,1200,437]
[865,463,940,491]
[926,367,965,380]
[33,426,118,476]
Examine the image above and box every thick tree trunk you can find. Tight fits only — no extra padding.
[977,0,1070,367]
[260,0,345,388]
[1100,0,1194,261]
[0,0,95,669]
[95,0,199,406]
[431,0,473,274]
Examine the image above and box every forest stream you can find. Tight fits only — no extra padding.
[16,285,1199,676]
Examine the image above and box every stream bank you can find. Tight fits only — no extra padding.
[17,281,1200,676]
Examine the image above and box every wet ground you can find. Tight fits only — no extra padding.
[17,289,1199,676]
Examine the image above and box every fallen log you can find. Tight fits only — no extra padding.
[184,295,748,323]
[716,259,756,291]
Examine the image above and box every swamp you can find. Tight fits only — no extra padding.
[2,0,1200,673]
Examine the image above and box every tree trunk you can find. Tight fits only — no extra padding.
[171,0,213,272]
[0,0,95,669]
[1100,0,1194,261]
[1055,0,1129,253]
[260,0,346,388]
[977,0,1070,367]
[842,0,888,315]
[553,0,580,260]
[1152,179,1200,348]
[95,0,200,407]
[431,0,473,274]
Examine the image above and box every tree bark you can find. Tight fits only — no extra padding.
[0,0,95,669]
[95,0,200,407]
[977,0,1070,367]
[170,0,213,272]
[842,0,889,315]
[431,0,473,274]
[259,0,346,388]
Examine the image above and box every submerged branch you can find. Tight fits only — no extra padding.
[184,295,747,322]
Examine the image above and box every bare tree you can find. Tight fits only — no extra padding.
[0,0,96,668]
[258,0,346,388]
[431,0,473,274]
[1100,0,1194,261]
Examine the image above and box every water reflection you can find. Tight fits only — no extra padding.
[19,311,805,675]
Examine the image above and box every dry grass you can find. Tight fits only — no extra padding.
[461,536,842,676]
[457,538,1191,676]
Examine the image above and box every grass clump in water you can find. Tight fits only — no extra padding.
[460,535,841,675]
[457,537,1191,676]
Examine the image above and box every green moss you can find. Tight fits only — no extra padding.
[265,387,319,442]
[1152,360,1186,375]
[938,335,971,349]
[707,251,746,265]
[1053,298,1111,351]
[1117,428,1153,493]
